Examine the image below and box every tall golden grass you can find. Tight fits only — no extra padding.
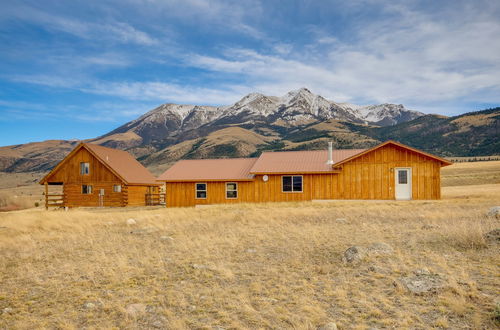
[0,183,499,329]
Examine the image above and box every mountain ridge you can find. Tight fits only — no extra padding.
[0,88,498,175]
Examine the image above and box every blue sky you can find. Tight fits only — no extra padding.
[1,0,499,146]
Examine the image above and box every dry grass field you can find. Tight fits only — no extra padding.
[0,163,499,329]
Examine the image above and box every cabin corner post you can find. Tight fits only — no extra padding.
[44,182,48,210]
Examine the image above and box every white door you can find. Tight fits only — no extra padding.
[395,168,412,200]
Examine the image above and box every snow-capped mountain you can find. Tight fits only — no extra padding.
[105,88,423,144]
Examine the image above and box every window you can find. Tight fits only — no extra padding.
[195,183,207,199]
[82,185,93,194]
[113,184,122,193]
[398,170,408,184]
[226,182,238,199]
[282,176,303,192]
[80,162,89,175]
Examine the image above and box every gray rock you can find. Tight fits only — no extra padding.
[421,224,440,230]
[487,206,500,218]
[342,246,367,264]
[83,302,96,309]
[484,229,500,244]
[342,242,394,264]
[130,227,158,235]
[399,271,448,294]
[126,218,137,225]
[126,303,147,316]
[245,248,257,253]
[317,322,338,330]
[2,307,13,314]
[335,218,348,224]
[160,235,174,241]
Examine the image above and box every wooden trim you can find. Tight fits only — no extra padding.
[160,179,255,183]
[251,171,341,175]
[333,140,453,167]
[44,182,48,210]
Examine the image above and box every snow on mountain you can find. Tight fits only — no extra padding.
[104,88,424,144]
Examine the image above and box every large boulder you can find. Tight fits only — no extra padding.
[484,229,500,244]
[487,206,500,218]
[342,243,394,264]
[317,322,338,330]
[399,269,449,295]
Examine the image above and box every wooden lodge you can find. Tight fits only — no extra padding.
[157,141,452,207]
[39,143,163,208]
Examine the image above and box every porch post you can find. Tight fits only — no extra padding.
[44,182,48,210]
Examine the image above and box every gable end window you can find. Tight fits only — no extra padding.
[226,182,238,199]
[282,176,303,192]
[113,184,122,193]
[195,183,207,199]
[82,185,93,194]
[80,162,89,175]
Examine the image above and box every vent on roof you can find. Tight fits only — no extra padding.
[326,141,334,165]
[106,155,109,161]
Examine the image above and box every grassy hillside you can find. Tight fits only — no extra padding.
[0,171,499,328]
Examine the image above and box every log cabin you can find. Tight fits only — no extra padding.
[39,143,162,208]
[157,140,452,207]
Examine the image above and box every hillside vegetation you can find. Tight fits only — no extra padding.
[0,168,499,328]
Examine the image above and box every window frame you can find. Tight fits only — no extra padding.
[113,184,122,193]
[80,162,90,175]
[81,184,93,195]
[195,182,207,199]
[282,175,303,193]
[225,182,238,199]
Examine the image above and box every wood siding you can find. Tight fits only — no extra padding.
[165,144,443,207]
[44,147,156,207]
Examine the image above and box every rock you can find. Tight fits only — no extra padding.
[160,236,174,241]
[130,227,158,235]
[192,264,208,270]
[245,248,257,253]
[335,218,348,223]
[317,322,338,330]
[487,206,500,218]
[342,246,367,264]
[126,303,147,316]
[126,218,137,225]
[367,242,394,255]
[342,242,393,264]
[421,224,440,230]
[83,302,96,309]
[2,307,13,314]
[484,229,500,244]
[399,271,448,294]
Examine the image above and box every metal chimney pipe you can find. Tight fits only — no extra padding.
[327,141,334,165]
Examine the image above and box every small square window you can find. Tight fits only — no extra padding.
[82,185,93,194]
[113,184,122,192]
[80,162,89,175]
[196,183,207,199]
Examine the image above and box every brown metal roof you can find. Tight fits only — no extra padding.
[157,158,258,182]
[249,149,366,174]
[84,143,159,185]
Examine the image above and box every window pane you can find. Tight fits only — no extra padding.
[196,183,206,191]
[227,190,237,198]
[197,191,207,198]
[88,185,92,194]
[226,183,237,190]
[293,176,303,191]
[282,176,292,192]
[113,185,121,192]
[398,170,408,184]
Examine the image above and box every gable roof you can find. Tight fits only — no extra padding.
[249,149,365,174]
[157,158,258,182]
[40,143,160,185]
[332,140,453,167]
